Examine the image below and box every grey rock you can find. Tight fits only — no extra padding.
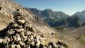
[2,36,10,44]
[19,41,25,46]
[15,45,21,48]
[30,41,35,46]
[48,45,52,48]
[25,31,32,36]
[30,35,34,41]
[2,38,8,44]
[26,24,32,28]
[12,23,18,28]
[20,32,27,41]
[16,34,21,41]
[10,44,16,48]
[13,11,22,16]
[29,27,35,32]
[7,29,15,35]
[40,34,44,38]
[15,28,25,33]
[17,19,26,24]
[34,36,41,48]
[13,36,17,41]
[59,46,65,48]
[43,46,47,48]
[48,42,57,48]
[0,38,3,43]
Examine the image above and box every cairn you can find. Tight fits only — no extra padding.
[0,10,68,48]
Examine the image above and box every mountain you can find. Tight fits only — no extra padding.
[28,8,69,19]
[26,8,70,28]
[72,10,85,25]
[0,0,84,48]
[63,10,85,29]
[28,8,85,29]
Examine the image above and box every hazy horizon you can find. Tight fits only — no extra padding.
[14,0,85,15]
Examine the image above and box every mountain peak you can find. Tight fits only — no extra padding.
[81,10,85,13]
[44,9,53,11]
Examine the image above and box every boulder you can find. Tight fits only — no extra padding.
[7,29,15,35]
[16,9,20,11]
[15,28,25,33]
[17,20,26,24]
[13,36,16,41]
[25,31,32,36]
[51,33,55,35]
[24,24,35,32]
[57,41,68,48]
[39,38,47,46]
[39,44,46,48]
[30,41,35,46]
[34,37,41,48]
[30,36,34,41]
[59,46,65,48]
[15,16,21,20]
[29,27,35,32]
[20,32,27,41]
[16,45,21,48]
[7,22,15,29]
[2,36,10,44]
[13,11,22,16]
[28,45,31,48]
[27,39,31,45]
[2,38,8,44]
[19,41,25,46]
[40,34,44,38]
[34,35,40,40]
[5,36,10,43]
[12,23,18,28]
[43,46,47,48]
[17,25,23,29]
[10,44,16,48]
[0,38,3,43]
[48,42,57,48]
[48,45,52,48]
[25,24,32,29]
[16,34,21,41]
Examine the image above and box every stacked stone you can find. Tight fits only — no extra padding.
[0,10,68,48]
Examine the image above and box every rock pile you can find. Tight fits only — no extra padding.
[0,10,68,48]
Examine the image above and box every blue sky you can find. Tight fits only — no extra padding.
[14,0,85,15]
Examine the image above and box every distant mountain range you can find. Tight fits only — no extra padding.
[25,8,85,29]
